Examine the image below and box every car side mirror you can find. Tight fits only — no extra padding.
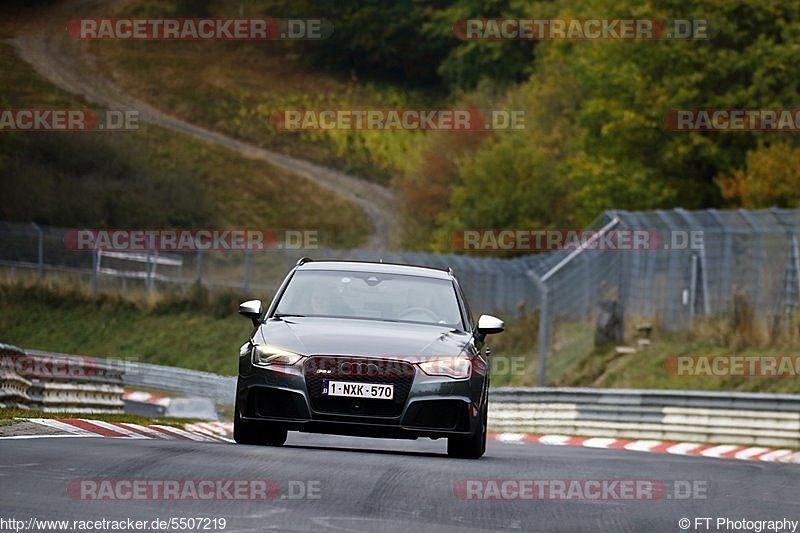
[476,314,504,339]
[239,300,263,326]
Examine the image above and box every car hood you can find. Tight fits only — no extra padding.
[253,317,473,361]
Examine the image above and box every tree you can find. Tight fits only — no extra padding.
[718,142,800,208]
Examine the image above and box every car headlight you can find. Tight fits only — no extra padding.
[252,345,304,367]
[417,357,471,379]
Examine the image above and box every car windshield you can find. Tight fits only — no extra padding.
[275,270,464,329]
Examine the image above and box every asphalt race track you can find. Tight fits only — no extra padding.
[1,434,799,532]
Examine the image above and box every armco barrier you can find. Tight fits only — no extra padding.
[20,348,235,406]
[0,343,33,408]
[120,360,236,405]
[489,387,800,448]
[6,344,800,448]
[1,346,124,413]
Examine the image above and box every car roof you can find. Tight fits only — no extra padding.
[296,260,453,280]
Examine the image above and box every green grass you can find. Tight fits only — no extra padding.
[0,41,370,247]
[0,281,249,375]
[0,408,199,428]
[90,1,444,181]
[554,338,800,394]
[4,280,800,394]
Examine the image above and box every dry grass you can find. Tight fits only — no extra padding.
[90,3,440,180]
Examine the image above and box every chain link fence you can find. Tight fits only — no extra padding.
[2,208,800,386]
[0,221,548,316]
[535,207,800,385]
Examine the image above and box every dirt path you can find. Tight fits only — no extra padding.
[10,0,396,250]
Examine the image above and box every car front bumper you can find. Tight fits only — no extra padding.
[236,357,486,439]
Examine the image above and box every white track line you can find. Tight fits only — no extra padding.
[582,438,618,449]
[537,435,572,446]
[495,433,525,442]
[624,440,663,452]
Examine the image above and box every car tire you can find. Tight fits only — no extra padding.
[447,401,487,459]
[234,410,288,446]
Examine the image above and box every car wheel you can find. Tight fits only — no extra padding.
[447,401,487,459]
[234,409,288,446]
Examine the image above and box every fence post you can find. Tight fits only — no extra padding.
[527,270,549,387]
[689,253,698,325]
[738,209,763,311]
[675,208,710,316]
[654,210,681,330]
[770,208,800,325]
[196,250,204,285]
[146,250,154,294]
[243,251,252,292]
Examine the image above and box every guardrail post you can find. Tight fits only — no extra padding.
[145,250,160,294]
[91,249,99,294]
[196,250,204,284]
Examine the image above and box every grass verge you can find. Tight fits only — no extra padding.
[0,280,247,375]
[554,337,800,394]
[4,280,800,394]
[0,408,199,428]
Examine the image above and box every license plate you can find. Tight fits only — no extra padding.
[322,380,394,400]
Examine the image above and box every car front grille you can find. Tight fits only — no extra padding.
[304,356,416,418]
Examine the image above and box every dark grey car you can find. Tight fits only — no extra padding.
[233,259,504,458]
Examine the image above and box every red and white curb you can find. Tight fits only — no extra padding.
[185,421,233,438]
[8,418,234,443]
[488,432,800,464]
[122,390,171,407]
[5,420,797,463]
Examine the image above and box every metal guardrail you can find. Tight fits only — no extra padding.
[6,345,800,448]
[0,343,33,407]
[489,387,800,448]
[22,348,236,405]
[120,360,236,405]
[1,345,125,413]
